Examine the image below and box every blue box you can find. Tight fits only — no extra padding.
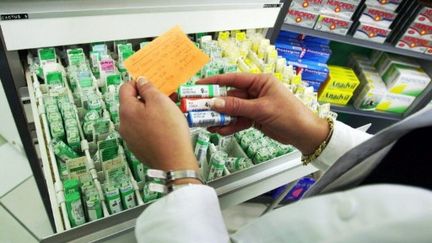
[287,59,329,83]
[304,79,324,92]
[271,177,316,202]
[278,30,331,45]
[276,42,332,63]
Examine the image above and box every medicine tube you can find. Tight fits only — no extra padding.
[177,84,227,98]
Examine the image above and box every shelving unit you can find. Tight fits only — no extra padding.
[278,22,432,131]
[281,24,432,62]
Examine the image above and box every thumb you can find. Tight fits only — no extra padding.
[135,77,160,102]
[209,96,260,119]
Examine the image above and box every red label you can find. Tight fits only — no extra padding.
[322,16,350,27]
[421,8,432,18]
[303,0,323,4]
[360,25,389,36]
[288,9,317,20]
[411,22,432,35]
[401,36,430,46]
[366,8,396,20]
[327,0,355,11]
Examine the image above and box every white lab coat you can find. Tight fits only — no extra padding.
[135,121,432,242]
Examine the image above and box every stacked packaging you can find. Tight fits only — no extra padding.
[318,65,360,105]
[350,51,431,113]
[285,0,362,36]
[276,30,331,91]
[352,0,404,43]
[389,0,432,54]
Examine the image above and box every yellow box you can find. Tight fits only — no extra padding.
[322,66,360,92]
[318,89,353,105]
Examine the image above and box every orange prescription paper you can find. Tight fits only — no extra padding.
[124,26,210,95]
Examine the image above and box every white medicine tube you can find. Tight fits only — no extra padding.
[178,84,227,98]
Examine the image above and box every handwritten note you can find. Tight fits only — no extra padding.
[124,26,210,95]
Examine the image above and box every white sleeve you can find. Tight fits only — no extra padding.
[135,184,229,243]
[312,120,373,171]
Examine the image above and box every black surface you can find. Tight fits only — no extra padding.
[0,37,55,230]
[362,126,432,190]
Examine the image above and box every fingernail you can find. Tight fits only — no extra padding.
[209,98,225,109]
[137,76,148,87]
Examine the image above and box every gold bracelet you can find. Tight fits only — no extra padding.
[301,117,335,165]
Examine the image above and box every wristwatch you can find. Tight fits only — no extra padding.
[166,170,204,184]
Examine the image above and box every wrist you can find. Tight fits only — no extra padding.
[296,115,331,155]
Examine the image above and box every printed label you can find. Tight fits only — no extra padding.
[285,9,318,28]
[415,7,432,24]
[321,0,357,19]
[178,85,216,98]
[404,22,432,40]
[360,7,396,28]
[100,59,115,73]
[353,24,390,43]
[1,13,28,21]
[71,200,85,225]
[314,16,352,35]
[182,98,211,112]
[365,0,402,11]
[290,0,323,12]
[146,169,167,179]
[396,36,430,53]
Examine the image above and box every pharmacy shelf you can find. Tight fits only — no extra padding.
[331,105,402,122]
[281,24,432,62]
[41,151,316,242]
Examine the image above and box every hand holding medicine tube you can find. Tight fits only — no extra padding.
[198,73,330,156]
[119,77,201,185]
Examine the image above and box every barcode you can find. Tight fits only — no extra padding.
[196,118,217,127]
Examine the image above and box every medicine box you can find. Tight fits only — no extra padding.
[402,22,432,41]
[287,59,329,83]
[396,36,431,53]
[414,7,432,25]
[353,70,387,111]
[382,66,431,97]
[353,23,391,43]
[314,15,352,36]
[359,6,396,29]
[318,88,353,105]
[278,30,331,45]
[376,93,415,114]
[290,0,324,13]
[365,0,403,11]
[321,65,360,92]
[275,41,332,63]
[320,0,360,20]
[374,52,421,77]
[285,9,319,29]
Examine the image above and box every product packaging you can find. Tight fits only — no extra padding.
[314,15,353,35]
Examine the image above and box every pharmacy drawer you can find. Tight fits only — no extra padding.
[41,150,316,243]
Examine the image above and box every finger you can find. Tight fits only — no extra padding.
[208,96,261,119]
[227,89,249,99]
[119,81,140,105]
[208,118,252,136]
[135,77,162,103]
[197,73,266,90]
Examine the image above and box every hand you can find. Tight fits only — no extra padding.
[119,77,199,172]
[198,73,330,155]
